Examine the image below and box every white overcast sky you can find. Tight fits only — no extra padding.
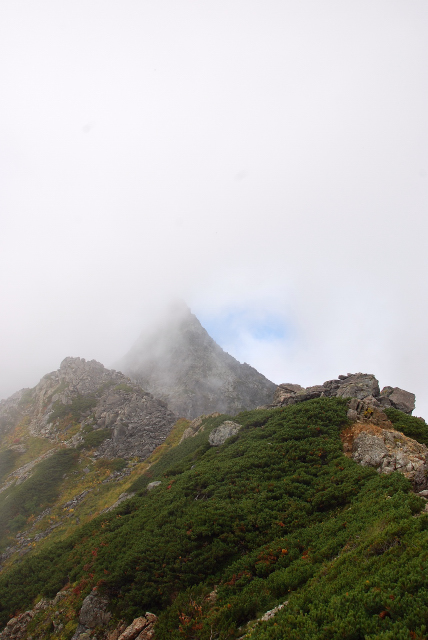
[1,1,427,416]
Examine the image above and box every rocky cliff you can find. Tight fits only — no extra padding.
[116,305,276,419]
[0,356,177,460]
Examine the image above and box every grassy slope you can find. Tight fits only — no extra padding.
[0,417,191,560]
[0,399,427,640]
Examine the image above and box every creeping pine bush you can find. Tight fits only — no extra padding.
[49,394,97,423]
[0,449,20,484]
[0,398,427,640]
[384,407,428,446]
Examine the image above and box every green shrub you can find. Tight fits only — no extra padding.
[0,449,20,483]
[49,394,97,423]
[0,449,78,546]
[384,407,428,445]
[0,398,427,640]
[114,383,135,393]
[81,427,111,449]
[95,458,127,472]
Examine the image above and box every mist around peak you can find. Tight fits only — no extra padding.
[115,304,276,419]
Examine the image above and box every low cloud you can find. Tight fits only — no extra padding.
[0,1,427,418]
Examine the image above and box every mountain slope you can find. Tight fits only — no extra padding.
[116,305,276,418]
[1,398,428,639]
[0,357,179,562]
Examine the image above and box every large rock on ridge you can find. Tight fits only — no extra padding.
[273,373,415,415]
[341,422,428,490]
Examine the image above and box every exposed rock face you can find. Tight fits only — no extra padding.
[93,386,176,460]
[379,386,416,414]
[273,373,415,415]
[341,422,428,490]
[72,588,111,638]
[0,584,157,640]
[28,357,126,438]
[0,357,177,460]
[208,420,242,446]
[116,614,157,640]
[273,384,305,406]
[116,304,276,419]
[336,374,380,400]
[0,591,69,639]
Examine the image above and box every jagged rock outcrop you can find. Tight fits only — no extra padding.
[72,588,111,639]
[93,386,176,459]
[273,373,415,415]
[116,303,276,419]
[0,357,177,460]
[0,585,157,640]
[0,611,34,639]
[0,591,69,639]
[341,421,428,490]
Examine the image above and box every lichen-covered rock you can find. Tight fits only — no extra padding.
[78,588,111,629]
[208,421,242,446]
[341,423,428,490]
[336,374,380,400]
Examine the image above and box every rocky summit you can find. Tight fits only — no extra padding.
[0,356,177,460]
[116,304,276,419]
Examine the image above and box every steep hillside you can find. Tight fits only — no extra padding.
[1,398,428,639]
[0,357,178,562]
[116,305,276,418]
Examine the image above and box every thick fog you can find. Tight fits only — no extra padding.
[1,2,427,416]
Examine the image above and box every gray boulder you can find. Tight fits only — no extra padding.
[208,421,242,446]
[78,588,111,629]
[336,374,380,400]
[380,387,415,414]
[344,424,428,490]
[147,481,162,491]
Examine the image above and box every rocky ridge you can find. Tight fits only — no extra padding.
[272,372,427,488]
[0,357,177,460]
[272,372,415,415]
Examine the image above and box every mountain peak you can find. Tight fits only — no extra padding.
[116,308,276,418]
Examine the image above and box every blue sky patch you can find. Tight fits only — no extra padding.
[197,308,288,348]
